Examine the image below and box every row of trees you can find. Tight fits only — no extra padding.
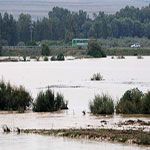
[1,5,150,45]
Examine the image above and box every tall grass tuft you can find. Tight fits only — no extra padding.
[91,73,104,81]
[89,94,114,115]
[33,89,68,112]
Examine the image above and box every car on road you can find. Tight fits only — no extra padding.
[131,43,141,48]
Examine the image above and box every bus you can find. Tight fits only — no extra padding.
[72,39,89,47]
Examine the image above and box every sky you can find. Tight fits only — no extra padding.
[0,0,149,19]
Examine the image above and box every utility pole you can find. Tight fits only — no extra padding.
[30,22,33,42]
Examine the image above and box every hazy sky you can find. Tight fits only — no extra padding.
[0,0,148,19]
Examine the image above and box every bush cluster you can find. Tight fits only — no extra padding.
[51,53,65,61]
[0,81,68,113]
[44,56,49,61]
[0,80,33,112]
[116,88,150,114]
[89,88,150,115]
[87,40,106,58]
[89,94,114,114]
[33,89,68,112]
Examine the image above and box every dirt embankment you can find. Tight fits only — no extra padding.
[23,128,150,146]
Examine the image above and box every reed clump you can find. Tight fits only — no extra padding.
[91,73,104,81]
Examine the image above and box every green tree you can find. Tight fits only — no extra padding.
[17,13,32,43]
[0,45,2,56]
[87,40,106,58]
[41,44,50,56]
[27,41,37,46]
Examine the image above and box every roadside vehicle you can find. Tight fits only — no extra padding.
[131,43,141,48]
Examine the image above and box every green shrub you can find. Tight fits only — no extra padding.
[44,56,49,61]
[23,55,26,61]
[141,91,150,114]
[139,133,150,145]
[51,56,57,61]
[0,80,33,111]
[57,53,65,61]
[87,40,106,58]
[27,41,37,46]
[89,94,114,114]
[33,89,68,112]
[116,88,143,114]
[41,44,50,56]
[51,53,65,61]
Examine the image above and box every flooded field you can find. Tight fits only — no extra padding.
[0,56,150,113]
[0,56,150,149]
[0,0,148,19]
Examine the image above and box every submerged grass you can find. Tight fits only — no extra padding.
[23,128,150,146]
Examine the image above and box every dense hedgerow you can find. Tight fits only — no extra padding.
[33,89,68,112]
[89,94,114,114]
[0,80,33,112]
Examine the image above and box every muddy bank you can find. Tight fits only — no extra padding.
[22,128,150,146]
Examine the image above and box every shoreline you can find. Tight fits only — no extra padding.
[22,128,150,146]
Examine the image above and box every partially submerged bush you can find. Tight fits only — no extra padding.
[33,89,68,112]
[117,55,125,59]
[91,73,104,81]
[89,94,114,114]
[141,91,150,114]
[44,56,49,61]
[51,53,65,61]
[137,55,143,59]
[116,88,143,114]
[0,80,33,112]
[57,53,65,61]
[87,40,106,58]
[51,56,57,61]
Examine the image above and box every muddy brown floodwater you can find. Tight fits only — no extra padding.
[0,132,150,150]
[0,56,150,149]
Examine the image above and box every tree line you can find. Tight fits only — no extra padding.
[1,5,150,46]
